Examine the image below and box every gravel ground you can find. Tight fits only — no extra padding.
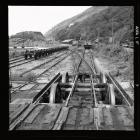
[10,52,65,81]
[10,52,61,74]
[35,55,73,84]
[10,53,74,101]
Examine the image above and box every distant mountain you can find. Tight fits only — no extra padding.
[45,6,108,39]
[45,6,134,43]
[9,31,47,48]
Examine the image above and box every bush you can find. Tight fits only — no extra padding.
[94,43,132,62]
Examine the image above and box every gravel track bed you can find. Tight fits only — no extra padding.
[10,52,64,76]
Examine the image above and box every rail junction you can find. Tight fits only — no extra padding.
[9,46,134,130]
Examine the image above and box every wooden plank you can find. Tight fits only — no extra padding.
[98,107,104,126]
[80,108,90,125]
[77,83,91,87]
[89,108,94,123]
[93,108,99,130]
[103,107,113,126]
[52,123,61,130]
[24,104,45,123]
[109,106,125,130]
[9,104,36,130]
[107,73,133,106]
[53,107,69,130]
[60,82,91,87]
[55,107,69,124]
[64,88,91,92]
[9,104,22,116]
[10,103,29,124]
[128,106,134,119]
[117,106,134,126]
[42,105,61,124]
[74,91,91,96]
[65,108,77,125]
[10,98,32,104]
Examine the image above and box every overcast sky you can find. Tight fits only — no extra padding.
[8,6,91,36]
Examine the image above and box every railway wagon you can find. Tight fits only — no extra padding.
[24,46,69,60]
[84,44,93,50]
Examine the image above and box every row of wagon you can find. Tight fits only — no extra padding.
[24,46,69,60]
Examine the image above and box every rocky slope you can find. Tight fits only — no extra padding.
[9,31,47,48]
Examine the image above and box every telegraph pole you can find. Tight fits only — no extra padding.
[112,17,114,47]
[98,28,100,43]
[9,68,12,103]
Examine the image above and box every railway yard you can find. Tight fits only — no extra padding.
[9,45,134,130]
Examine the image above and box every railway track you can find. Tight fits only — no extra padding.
[53,49,133,130]
[52,49,99,130]
[9,51,68,68]
[10,50,74,96]
[9,57,25,64]
[10,58,36,68]
[9,47,134,130]
[19,51,68,77]
[9,48,82,130]
[9,52,66,95]
[9,56,24,62]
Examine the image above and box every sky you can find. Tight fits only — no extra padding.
[8,6,91,36]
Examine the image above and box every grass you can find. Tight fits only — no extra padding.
[92,43,134,81]
[95,43,133,61]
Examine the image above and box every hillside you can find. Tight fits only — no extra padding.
[45,6,108,39]
[45,6,134,44]
[44,6,134,81]
[9,31,47,48]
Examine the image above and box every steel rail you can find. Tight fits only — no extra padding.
[9,58,25,65]
[9,104,36,130]
[9,56,24,62]
[70,49,100,130]
[52,49,85,129]
[71,50,95,74]
[10,48,99,130]
[64,49,85,106]
[10,54,68,95]
[58,49,100,130]
[73,49,85,78]
[90,75,98,108]
[10,73,62,130]
[86,49,133,106]
[64,74,78,107]
[10,49,80,130]
[33,73,62,104]
[19,52,67,77]
[10,50,77,95]
[9,51,66,68]
[106,73,133,106]
[130,82,134,89]
[10,59,35,68]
